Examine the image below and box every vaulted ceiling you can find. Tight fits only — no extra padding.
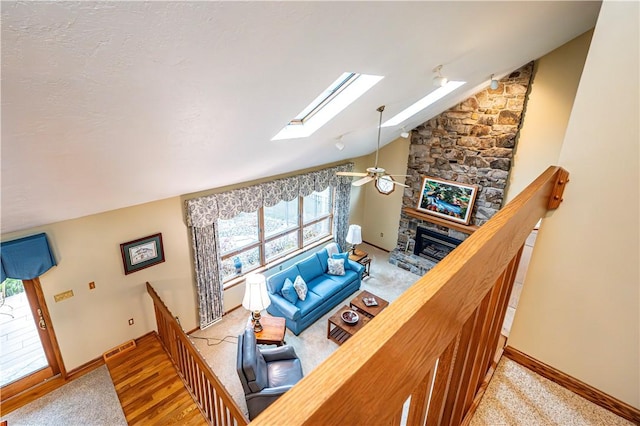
[1,1,600,234]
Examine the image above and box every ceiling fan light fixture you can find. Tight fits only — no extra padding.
[336,105,409,194]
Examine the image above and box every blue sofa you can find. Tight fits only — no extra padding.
[265,245,364,335]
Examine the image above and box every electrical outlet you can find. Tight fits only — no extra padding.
[128,318,134,326]
[380,232,384,237]
[89,281,95,290]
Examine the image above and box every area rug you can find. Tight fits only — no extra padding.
[190,243,420,418]
[1,365,127,426]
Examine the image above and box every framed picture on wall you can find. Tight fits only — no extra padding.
[120,233,165,275]
[417,177,479,225]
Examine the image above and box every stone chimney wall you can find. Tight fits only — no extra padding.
[390,62,534,275]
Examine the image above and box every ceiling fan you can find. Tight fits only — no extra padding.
[337,105,409,195]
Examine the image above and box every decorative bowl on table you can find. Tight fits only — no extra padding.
[341,310,359,324]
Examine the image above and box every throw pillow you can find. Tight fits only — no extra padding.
[293,275,307,301]
[331,252,351,270]
[281,277,298,304]
[327,258,345,276]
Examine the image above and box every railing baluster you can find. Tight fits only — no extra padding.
[148,166,568,426]
[146,283,248,426]
[427,336,459,426]
[251,167,568,425]
[407,366,435,425]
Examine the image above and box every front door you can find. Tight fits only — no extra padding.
[0,278,64,400]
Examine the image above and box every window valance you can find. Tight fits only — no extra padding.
[186,163,353,227]
[1,233,57,282]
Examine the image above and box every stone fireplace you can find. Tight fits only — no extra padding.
[390,63,534,275]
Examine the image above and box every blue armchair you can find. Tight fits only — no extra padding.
[236,328,304,420]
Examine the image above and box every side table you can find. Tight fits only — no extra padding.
[250,315,286,346]
[349,249,371,278]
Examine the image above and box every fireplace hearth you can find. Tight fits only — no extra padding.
[414,227,463,263]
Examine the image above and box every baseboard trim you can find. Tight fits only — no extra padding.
[503,345,640,424]
[362,241,390,253]
[66,355,104,380]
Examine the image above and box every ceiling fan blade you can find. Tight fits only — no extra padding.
[352,176,374,187]
[387,174,410,177]
[336,172,368,177]
[392,181,409,188]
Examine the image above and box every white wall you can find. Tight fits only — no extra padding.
[509,1,639,407]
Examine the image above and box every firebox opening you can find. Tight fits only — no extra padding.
[414,227,463,262]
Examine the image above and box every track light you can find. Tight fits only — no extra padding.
[433,65,448,87]
[335,135,345,150]
[400,127,410,138]
[490,74,499,90]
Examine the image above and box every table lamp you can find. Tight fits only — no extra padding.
[242,273,271,333]
[346,224,362,254]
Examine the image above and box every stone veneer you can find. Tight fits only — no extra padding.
[390,63,534,275]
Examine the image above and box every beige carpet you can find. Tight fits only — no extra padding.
[1,365,127,426]
[189,243,420,418]
[470,358,634,425]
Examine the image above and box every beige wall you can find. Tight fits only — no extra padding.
[360,137,410,251]
[2,198,197,371]
[347,155,369,228]
[509,1,639,407]
[505,30,593,203]
[1,161,364,370]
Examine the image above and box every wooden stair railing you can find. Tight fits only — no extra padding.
[146,282,249,426]
[253,166,569,426]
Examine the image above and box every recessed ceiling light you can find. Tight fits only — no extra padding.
[272,72,384,140]
[381,81,466,128]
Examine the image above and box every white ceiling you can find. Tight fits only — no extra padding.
[1,1,600,234]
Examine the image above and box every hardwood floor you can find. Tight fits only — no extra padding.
[106,333,207,425]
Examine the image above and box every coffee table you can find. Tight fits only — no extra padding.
[349,290,389,319]
[251,315,286,346]
[327,305,371,345]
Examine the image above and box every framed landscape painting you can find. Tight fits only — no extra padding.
[417,177,479,225]
[120,233,165,275]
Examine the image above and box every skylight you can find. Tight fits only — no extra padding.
[272,72,384,140]
[381,81,466,127]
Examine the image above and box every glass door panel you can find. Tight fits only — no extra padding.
[0,278,60,399]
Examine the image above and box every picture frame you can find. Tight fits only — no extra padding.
[416,177,479,225]
[120,233,165,275]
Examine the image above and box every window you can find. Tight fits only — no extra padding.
[271,72,383,140]
[303,187,332,245]
[218,188,334,285]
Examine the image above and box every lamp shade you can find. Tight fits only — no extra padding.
[345,224,363,245]
[242,273,271,312]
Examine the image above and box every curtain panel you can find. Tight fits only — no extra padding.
[185,163,353,329]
